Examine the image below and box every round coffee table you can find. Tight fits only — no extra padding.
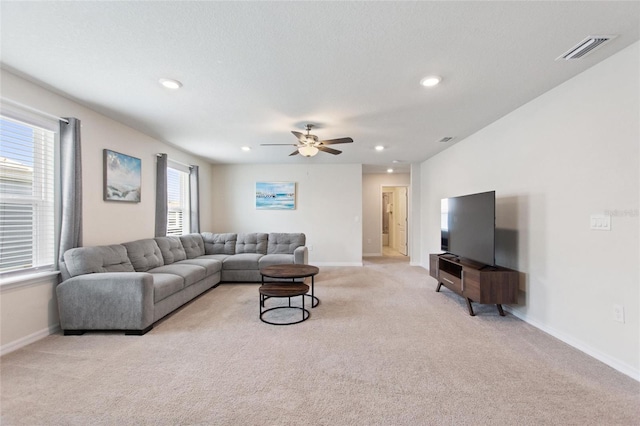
[259,264,320,308]
[259,283,310,325]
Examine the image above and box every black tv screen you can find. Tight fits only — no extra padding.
[441,191,495,266]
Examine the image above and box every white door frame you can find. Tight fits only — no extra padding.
[380,184,410,257]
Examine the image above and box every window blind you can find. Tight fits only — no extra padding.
[0,116,56,273]
[166,166,190,236]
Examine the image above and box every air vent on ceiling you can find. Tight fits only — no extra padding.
[438,137,455,143]
[556,35,617,60]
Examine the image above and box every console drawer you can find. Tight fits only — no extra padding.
[439,270,462,294]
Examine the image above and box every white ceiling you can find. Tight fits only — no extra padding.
[1,1,639,174]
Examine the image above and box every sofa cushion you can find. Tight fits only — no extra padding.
[222,253,263,270]
[198,254,230,262]
[201,232,237,255]
[148,264,207,287]
[63,245,134,278]
[151,273,185,303]
[258,253,296,268]
[176,258,222,276]
[122,239,164,272]
[154,236,187,265]
[267,233,305,254]
[235,233,268,254]
[180,234,205,259]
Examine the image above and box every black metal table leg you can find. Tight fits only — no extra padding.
[466,298,475,316]
[310,274,318,308]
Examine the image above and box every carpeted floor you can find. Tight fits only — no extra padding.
[1,257,638,425]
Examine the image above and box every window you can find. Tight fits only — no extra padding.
[166,163,190,236]
[0,115,56,274]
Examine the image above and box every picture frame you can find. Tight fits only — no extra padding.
[256,181,296,210]
[103,149,142,202]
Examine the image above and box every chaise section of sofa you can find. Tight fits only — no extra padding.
[56,232,307,335]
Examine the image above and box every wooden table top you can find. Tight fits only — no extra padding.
[259,264,319,279]
[259,283,310,297]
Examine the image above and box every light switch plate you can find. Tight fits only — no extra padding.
[590,214,611,230]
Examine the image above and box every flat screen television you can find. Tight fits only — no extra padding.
[441,190,495,266]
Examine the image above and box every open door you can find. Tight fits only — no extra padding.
[381,185,408,257]
[397,187,408,255]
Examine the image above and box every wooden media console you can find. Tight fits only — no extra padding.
[429,253,519,316]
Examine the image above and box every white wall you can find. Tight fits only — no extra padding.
[419,42,639,379]
[211,163,363,265]
[0,70,215,351]
[362,173,410,256]
[409,163,422,266]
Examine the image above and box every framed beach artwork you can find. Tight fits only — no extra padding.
[256,181,296,210]
[103,149,142,202]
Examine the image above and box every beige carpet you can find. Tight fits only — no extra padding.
[1,257,638,425]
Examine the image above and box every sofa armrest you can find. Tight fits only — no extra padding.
[56,272,154,332]
[294,246,308,264]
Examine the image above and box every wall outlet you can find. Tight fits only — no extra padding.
[308,245,313,251]
[613,304,625,323]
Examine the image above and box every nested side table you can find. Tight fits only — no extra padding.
[259,264,320,308]
[259,283,310,325]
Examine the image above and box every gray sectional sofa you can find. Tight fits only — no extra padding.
[57,232,307,335]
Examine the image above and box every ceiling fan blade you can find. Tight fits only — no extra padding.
[319,137,353,145]
[317,146,342,155]
[289,150,300,156]
[260,143,298,146]
[291,131,305,141]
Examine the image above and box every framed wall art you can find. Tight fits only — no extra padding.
[255,181,296,210]
[103,149,141,202]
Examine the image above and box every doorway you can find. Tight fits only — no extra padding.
[381,185,408,257]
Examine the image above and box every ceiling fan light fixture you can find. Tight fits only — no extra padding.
[420,75,441,87]
[298,145,319,157]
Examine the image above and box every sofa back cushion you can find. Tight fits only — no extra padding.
[267,233,306,254]
[63,245,135,278]
[155,236,187,265]
[235,233,268,254]
[122,239,164,272]
[201,232,237,255]
[180,233,205,259]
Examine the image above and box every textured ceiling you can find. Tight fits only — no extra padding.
[1,1,639,173]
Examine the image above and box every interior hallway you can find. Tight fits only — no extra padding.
[383,245,407,258]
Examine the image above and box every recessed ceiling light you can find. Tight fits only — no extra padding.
[241,146,251,152]
[420,75,441,87]
[387,168,394,173]
[159,78,183,89]
[375,145,385,151]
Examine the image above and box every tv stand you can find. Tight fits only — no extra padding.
[429,254,518,316]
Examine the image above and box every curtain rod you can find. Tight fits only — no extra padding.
[156,153,193,169]
[1,97,69,124]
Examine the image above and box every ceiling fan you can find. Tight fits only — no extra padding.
[261,124,353,157]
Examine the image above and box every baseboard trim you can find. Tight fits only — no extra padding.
[1,324,60,357]
[504,306,639,382]
[311,262,363,267]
